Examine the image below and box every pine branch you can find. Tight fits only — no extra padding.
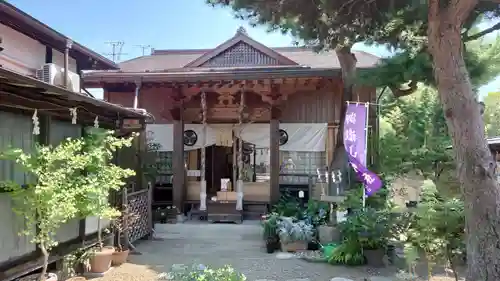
[464,21,500,42]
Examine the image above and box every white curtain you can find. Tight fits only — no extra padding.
[236,123,327,152]
[146,124,232,151]
[147,123,327,152]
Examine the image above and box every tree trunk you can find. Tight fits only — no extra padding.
[329,47,357,179]
[428,1,500,280]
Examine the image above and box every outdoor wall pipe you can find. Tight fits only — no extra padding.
[133,80,142,109]
[64,39,72,89]
[375,86,388,171]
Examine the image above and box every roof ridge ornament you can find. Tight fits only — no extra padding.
[236,26,247,35]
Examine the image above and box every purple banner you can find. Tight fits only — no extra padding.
[343,103,382,195]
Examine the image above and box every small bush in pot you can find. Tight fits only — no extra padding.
[78,129,136,273]
[340,208,391,267]
[262,213,279,253]
[277,217,314,252]
[111,206,140,265]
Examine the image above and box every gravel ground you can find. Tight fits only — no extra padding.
[90,221,462,281]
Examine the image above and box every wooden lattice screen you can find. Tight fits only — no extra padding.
[201,42,280,67]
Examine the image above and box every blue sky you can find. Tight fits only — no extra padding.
[7,0,499,99]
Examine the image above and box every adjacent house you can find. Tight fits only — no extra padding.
[0,2,151,280]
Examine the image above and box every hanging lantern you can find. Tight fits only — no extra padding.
[94,116,99,128]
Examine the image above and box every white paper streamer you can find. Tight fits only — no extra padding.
[32,109,40,135]
[69,108,77,124]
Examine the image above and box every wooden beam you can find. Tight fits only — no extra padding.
[172,103,185,212]
[269,107,281,204]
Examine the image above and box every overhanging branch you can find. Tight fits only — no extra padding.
[464,21,500,42]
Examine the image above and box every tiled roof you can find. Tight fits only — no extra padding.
[118,47,380,72]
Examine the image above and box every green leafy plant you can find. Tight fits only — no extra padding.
[303,199,329,227]
[262,212,279,240]
[0,138,90,281]
[328,240,365,266]
[340,208,392,250]
[162,264,246,281]
[78,128,136,250]
[271,191,303,218]
[401,180,465,281]
[143,137,161,184]
[277,217,314,243]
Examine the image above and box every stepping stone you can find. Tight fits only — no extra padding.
[254,279,277,281]
[286,279,310,281]
[330,278,354,281]
[275,252,296,259]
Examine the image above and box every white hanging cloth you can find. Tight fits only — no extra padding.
[147,123,327,152]
[235,123,327,152]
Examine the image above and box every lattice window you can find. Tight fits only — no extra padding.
[279,151,326,184]
[155,151,188,184]
[201,42,280,67]
[253,147,270,182]
[126,190,150,243]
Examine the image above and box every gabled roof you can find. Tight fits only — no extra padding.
[184,27,298,67]
[118,47,380,73]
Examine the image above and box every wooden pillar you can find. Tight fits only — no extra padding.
[171,107,185,213]
[236,90,245,210]
[200,91,207,211]
[270,107,281,204]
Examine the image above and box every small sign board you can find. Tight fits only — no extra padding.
[115,118,145,132]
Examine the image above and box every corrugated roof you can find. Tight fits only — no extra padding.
[118,47,380,72]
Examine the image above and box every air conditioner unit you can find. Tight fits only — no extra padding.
[36,63,81,93]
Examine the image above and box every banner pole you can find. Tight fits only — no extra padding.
[362,102,369,209]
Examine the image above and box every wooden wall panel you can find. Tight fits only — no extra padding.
[280,82,342,123]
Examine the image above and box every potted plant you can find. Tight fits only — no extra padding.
[277,217,314,252]
[78,129,136,273]
[111,205,140,265]
[262,213,279,253]
[0,138,91,281]
[344,208,391,267]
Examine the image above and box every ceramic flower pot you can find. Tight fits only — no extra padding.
[112,249,130,265]
[364,248,385,267]
[89,246,115,273]
[265,239,275,254]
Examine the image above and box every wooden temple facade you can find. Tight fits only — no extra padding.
[83,28,380,221]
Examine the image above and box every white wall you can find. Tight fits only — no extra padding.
[52,49,77,73]
[0,23,79,77]
[0,194,37,264]
[0,23,46,76]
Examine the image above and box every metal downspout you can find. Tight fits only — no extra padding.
[133,81,142,109]
[63,39,72,89]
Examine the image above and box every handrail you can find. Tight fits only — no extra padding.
[127,188,149,198]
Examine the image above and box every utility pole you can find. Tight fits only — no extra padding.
[135,45,152,56]
[104,41,127,62]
